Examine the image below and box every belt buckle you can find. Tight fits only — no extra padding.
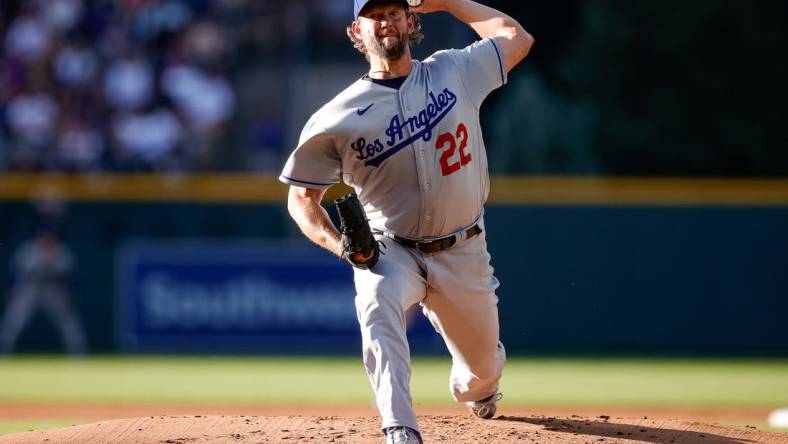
[417,237,454,253]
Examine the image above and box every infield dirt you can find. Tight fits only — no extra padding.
[2,413,787,443]
[2,404,786,443]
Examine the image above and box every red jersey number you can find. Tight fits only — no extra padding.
[435,123,471,177]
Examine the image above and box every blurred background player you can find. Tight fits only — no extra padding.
[0,213,88,356]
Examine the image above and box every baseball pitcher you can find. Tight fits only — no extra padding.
[280,1,533,442]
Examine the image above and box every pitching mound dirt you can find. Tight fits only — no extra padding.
[2,414,785,444]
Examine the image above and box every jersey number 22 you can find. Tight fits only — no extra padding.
[436,122,471,176]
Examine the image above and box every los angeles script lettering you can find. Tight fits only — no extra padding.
[351,88,458,162]
[350,138,384,159]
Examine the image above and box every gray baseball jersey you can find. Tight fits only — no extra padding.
[280,37,506,239]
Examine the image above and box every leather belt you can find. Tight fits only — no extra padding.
[394,224,482,254]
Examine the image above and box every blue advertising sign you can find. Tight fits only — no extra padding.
[115,241,441,353]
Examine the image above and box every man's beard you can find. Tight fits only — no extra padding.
[365,30,409,60]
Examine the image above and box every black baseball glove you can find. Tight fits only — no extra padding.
[334,193,380,270]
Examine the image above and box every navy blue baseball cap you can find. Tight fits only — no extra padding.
[354,0,409,19]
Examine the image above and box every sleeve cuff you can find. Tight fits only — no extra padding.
[278,175,336,189]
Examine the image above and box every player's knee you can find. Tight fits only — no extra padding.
[454,352,505,389]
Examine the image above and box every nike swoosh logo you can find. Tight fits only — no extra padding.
[357,103,374,115]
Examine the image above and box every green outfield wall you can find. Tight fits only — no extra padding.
[0,175,786,354]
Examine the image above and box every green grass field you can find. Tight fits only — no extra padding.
[1,356,787,435]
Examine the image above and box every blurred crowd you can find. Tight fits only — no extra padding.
[0,0,361,173]
[1,1,783,177]
[0,0,243,172]
[0,0,543,175]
